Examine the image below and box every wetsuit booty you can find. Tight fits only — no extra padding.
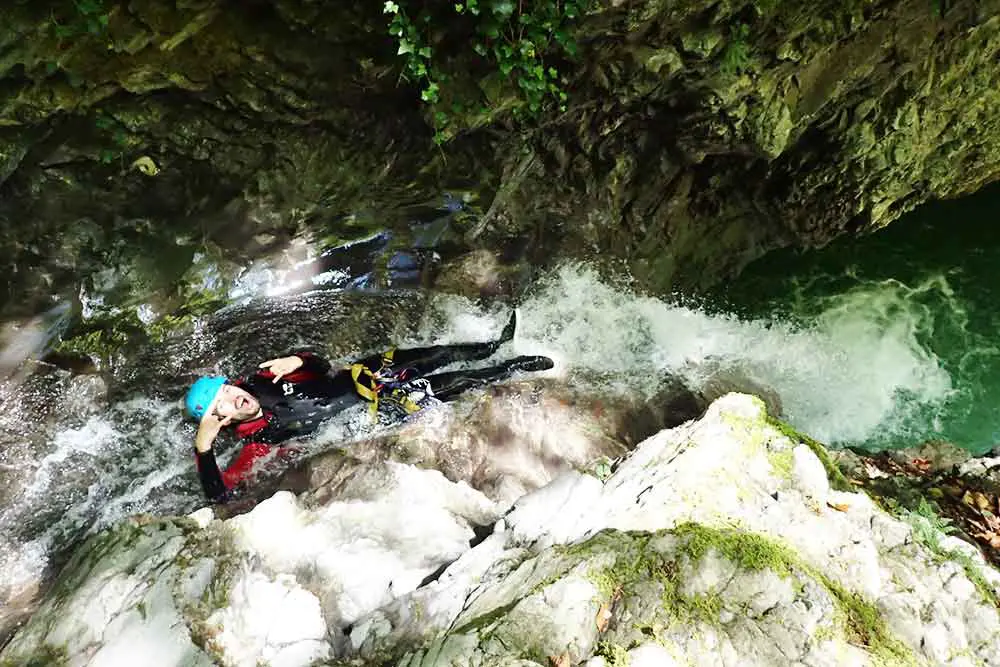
[502,355,554,373]
[499,310,517,344]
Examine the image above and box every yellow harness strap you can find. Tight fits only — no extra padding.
[349,348,422,419]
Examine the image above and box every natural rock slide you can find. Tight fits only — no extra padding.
[5,392,1000,666]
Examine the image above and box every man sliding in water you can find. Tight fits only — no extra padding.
[185,312,552,502]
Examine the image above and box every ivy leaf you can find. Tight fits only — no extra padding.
[418,46,431,58]
[421,81,440,102]
[491,0,514,18]
[383,1,399,14]
[397,40,414,55]
[76,0,101,15]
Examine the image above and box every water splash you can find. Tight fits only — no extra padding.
[0,261,956,633]
[427,263,952,446]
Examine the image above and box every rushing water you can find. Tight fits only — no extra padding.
[715,182,1000,455]
[4,185,1000,637]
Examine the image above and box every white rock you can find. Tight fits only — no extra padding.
[8,393,1000,667]
[791,443,830,499]
[208,571,330,666]
[629,642,683,666]
[187,506,215,529]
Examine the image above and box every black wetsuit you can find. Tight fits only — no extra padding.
[195,325,552,501]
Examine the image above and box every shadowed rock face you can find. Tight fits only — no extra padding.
[480,0,1000,292]
[283,376,708,509]
[4,0,1000,325]
[0,0,470,319]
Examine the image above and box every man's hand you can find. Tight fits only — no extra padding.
[195,411,232,453]
[259,355,304,383]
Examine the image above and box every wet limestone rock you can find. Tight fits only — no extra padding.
[5,394,1000,666]
[478,0,1000,292]
[0,515,231,666]
[352,394,1000,665]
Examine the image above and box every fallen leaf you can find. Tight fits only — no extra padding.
[596,602,613,632]
[975,492,993,512]
[827,501,850,512]
[972,531,1000,549]
[549,653,570,667]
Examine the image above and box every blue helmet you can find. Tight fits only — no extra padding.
[185,376,227,420]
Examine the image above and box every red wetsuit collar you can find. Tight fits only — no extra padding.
[234,412,270,438]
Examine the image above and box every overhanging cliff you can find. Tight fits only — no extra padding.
[2,0,999,318]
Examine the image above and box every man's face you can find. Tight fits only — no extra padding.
[211,384,261,422]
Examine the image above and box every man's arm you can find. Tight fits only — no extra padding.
[291,350,331,375]
[195,449,228,501]
[258,351,331,381]
[193,412,232,502]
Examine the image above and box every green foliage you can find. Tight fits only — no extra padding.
[720,22,751,75]
[50,0,111,41]
[94,112,131,165]
[594,641,631,666]
[903,497,956,549]
[383,0,583,142]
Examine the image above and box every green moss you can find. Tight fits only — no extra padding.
[594,640,631,666]
[818,576,915,666]
[900,499,1000,609]
[767,448,795,480]
[588,563,620,599]
[681,591,723,622]
[673,523,796,578]
[0,644,69,667]
[450,600,520,638]
[435,523,918,664]
[768,417,854,492]
[569,526,917,664]
[946,549,999,609]
[677,523,913,663]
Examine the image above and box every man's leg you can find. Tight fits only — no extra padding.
[357,311,518,376]
[424,355,553,401]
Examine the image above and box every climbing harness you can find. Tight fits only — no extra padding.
[349,348,425,421]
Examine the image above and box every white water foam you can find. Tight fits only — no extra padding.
[425,263,953,446]
[0,398,202,616]
[0,261,955,636]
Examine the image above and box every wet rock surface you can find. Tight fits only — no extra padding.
[5,394,1000,666]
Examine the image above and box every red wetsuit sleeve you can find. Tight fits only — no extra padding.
[221,442,273,489]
